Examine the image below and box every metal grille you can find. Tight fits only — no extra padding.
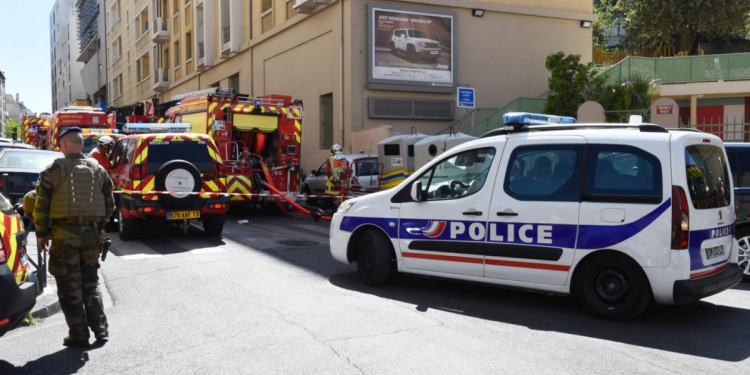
[368,97,454,120]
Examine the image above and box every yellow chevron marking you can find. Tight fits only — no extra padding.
[205,180,219,191]
[208,102,218,113]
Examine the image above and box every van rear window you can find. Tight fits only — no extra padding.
[146,141,212,166]
[685,145,731,209]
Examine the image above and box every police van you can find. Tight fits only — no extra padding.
[329,113,744,320]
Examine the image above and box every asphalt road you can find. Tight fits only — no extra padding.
[1,208,749,374]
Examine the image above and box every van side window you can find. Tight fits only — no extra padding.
[582,145,662,203]
[727,149,750,188]
[504,145,583,202]
[417,147,495,201]
[685,145,731,209]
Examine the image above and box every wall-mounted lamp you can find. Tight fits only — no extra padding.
[472,9,485,17]
[580,20,593,28]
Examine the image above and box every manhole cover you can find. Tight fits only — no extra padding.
[278,240,318,247]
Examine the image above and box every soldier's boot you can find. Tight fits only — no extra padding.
[63,336,90,348]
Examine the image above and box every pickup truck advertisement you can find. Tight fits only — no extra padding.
[369,5,454,89]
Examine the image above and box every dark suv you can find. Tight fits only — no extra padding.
[723,142,750,278]
[108,133,230,240]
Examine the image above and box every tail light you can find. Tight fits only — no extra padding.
[130,164,147,180]
[0,239,6,264]
[671,186,690,249]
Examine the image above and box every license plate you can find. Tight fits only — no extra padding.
[705,245,725,259]
[430,50,439,55]
[167,210,200,220]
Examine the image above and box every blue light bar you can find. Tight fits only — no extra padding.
[503,112,577,126]
[122,123,192,133]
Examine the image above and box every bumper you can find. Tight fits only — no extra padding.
[0,267,37,336]
[672,264,743,304]
[120,194,230,219]
[329,213,351,264]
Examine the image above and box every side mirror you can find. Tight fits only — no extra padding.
[410,182,424,202]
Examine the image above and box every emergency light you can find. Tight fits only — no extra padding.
[82,128,119,134]
[503,112,577,127]
[122,123,192,133]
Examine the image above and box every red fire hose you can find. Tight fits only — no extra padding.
[260,180,332,221]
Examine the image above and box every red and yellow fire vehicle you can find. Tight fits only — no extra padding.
[20,114,51,148]
[165,88,303,205]
[47,106,112,150]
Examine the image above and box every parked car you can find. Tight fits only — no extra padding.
[0,149,64,204]
[389,28,441,61]
[302,154,381,199]
[722,142,750,279]
[0,143,35,151]
[0,193,36,337]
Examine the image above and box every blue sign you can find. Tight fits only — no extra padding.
[457,87,475,108]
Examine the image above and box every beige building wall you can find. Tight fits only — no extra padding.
[107,0,593,173]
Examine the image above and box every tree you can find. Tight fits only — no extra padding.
[5,118,21,140]
[544,52,655,122]
[620,0,750,54]
[593,0,621,46]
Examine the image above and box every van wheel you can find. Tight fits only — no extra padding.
[389,42,396,54]
[735,227,750,279]
[118,207,139,241]
[202,215,225,237]
[357,230,392,286]
[406,45,417,60]
[574,253,651,321]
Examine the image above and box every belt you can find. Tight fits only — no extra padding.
[54,217,99,225]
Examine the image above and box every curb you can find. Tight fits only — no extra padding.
[30,283,61,320]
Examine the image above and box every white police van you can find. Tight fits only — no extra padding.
[330,113,744,320]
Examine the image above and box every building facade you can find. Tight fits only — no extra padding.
[0,71,6,136]
[105,0,593,172]
[76,0,109,108]
[50,0,88,111]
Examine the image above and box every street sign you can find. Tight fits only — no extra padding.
[457,87,475,108]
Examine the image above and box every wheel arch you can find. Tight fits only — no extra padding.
[347,224,396,265]
[570,249,653,297]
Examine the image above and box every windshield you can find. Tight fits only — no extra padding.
[685,145,731,209]
[145,140,213,172]
[0,150,62,170]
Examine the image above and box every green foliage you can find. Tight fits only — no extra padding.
[5,118,21,140]
[544,52,655,122]
[620,0,750,54]
[593,0,620,45]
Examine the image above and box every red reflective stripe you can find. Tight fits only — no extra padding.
[690,262,730,279]
[0,318,9,326]
[486,259,570,271]
[402,252,483,264]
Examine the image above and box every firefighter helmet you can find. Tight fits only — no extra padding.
[98,135,115,146]
[330,143,343,154]
[22,190,37,219]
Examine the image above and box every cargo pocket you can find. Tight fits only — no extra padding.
[48,246,68,277]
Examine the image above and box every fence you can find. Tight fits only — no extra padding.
[681,119,750,142]
[593,45,676,66]
[601,52,750,85]
[437,97,546,136]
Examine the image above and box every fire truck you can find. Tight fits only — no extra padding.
[165,88,303,205]
[20,113,50,148]
[47,106,113,151]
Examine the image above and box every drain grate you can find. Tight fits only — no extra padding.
[278,240,318,247]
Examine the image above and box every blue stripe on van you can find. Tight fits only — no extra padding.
[576,199,671,250]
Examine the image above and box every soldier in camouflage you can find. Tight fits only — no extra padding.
[34,127,115,348]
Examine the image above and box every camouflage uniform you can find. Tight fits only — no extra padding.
[33,154,115,343]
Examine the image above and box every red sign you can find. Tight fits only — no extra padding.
[656,105,673,115]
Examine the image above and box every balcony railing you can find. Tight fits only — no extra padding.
[152,67,169,91]
[601,52,750,85]
[151,17,169,43]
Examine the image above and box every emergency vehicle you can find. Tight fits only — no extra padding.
[108,123,229,240]
[20,114,51,148]
[330,113,743,320]
[0,194,35,336]
[166,88,303,206]
[47,106,111,151]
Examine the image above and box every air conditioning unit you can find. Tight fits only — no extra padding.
[293,0,317,14]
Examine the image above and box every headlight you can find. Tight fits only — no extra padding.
[337,199,357,214]
[420,42,427,47]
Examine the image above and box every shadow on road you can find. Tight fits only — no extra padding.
[0,347,94,375]
[330,271,750,362]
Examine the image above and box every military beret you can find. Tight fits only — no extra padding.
[58,126,82,140]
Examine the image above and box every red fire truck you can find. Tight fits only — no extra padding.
[48,106,113,151]
[165,88,303,205]
[21,114,50,148]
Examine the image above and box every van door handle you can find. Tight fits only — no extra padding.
[462,210,483,216]
[496,211,518,216]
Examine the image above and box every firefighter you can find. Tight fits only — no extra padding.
[325,144,349,196]
[90,135,114,170]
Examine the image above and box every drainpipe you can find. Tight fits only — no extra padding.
[339,0,345,150]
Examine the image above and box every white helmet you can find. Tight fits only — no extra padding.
[98,135,114,146]
[330,143,343,154]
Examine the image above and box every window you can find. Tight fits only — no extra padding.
[261,0,273,32]
[685,145,730,209]
[108,0,121,27]
[416,148,496,201]
[228,73,239,92]
[383,144,399,156]
[504,145,583,202]
[112,73,123,98]
[286,0,297,19]
[111,36,122,61]
[320,93,333,149]
[726,148,750,188]
[174,40,180,68]
[184,1,192,25]
[185,32,192,60]
[583,145,662,203]
[135,7,149,39]
[136,52,150,83]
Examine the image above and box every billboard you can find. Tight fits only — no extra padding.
[368,4,456,92]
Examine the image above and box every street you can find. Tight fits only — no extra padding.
[1,208,749,374]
